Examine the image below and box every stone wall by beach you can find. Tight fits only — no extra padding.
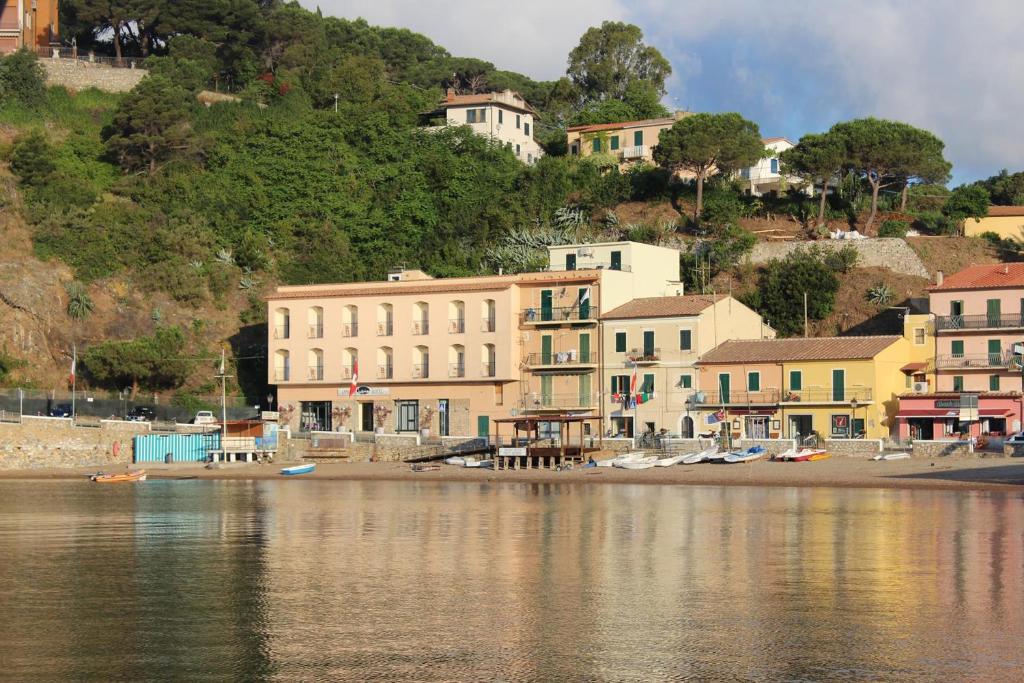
[824,439,884,457]
[0,416,146,469]
[41,58,148,93]
[748,238,930,278]
[913,440,974,458]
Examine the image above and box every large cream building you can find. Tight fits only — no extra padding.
[600,294,773,438]
[421,89,544,164]
[267,241,682,438]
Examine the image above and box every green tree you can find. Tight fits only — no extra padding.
[9,131,57,185]
[569,80,669,126]
[778,132,847,225]
[82,326,191,394]
[102,75,194,174]
[745,247,840,337]
[0,49,47,108]
[973,169,1024,206]
[653,112,764,219]
[567,21,671,103]
[830,118,950,231]
[943,184,990,224]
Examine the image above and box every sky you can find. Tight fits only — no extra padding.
[307,0,1024,185]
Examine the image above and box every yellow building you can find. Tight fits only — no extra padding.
[695,333,922,442]
[566,113,691,169]
[962,206,1024,240]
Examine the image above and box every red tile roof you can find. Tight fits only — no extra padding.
[601,295,725,320]
[697,336,900,364]
[435,90,538,116]
[929,263,1024,291]
[566,116,679,134]
[986,206,1024,217]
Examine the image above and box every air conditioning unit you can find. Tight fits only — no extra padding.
[577,247,594,257]
[913,382,929,393]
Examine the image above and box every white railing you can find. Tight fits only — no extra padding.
[622,145,647,160]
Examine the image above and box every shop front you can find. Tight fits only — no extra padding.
[896,392,1023,441]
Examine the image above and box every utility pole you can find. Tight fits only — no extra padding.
[804,292,809,338]
[216,348,233,457]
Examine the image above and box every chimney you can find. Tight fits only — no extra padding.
[935,270,944,286]
[445,87,455,101]
[1004,264,1010,275]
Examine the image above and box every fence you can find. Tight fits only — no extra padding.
[0,388,259,423]
[35,46,141,69]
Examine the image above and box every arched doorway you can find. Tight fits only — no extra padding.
[679,415,694,438]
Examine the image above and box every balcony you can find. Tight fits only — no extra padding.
[936,314,1024,331]
[520,306,595,325]
[626,348,661,364]
[622,145,648,160]
[547,262,631,273]
[340,365,356,380]
[341,322,358,337]
[412,364,429,379]
[520,393,598,411]
[481,317,496,333]
[273,325,290,340]
[448,318,465,334]
[377,364,393,379]
[525,352,596,371]
[412,320,430,335]
[780,388,873,403]
[307,366,324,381]
[936,353,1014,370]
[482,362,496,377]
[274,369,290,382]
[308,324,323,339]
[448,363,465,378]
[690,389,780,405]
[377,321,393,336]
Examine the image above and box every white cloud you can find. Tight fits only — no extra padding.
[303,0,627,79]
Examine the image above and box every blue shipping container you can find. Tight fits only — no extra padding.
[133,433,221,463]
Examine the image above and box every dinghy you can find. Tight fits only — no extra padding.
[444,456,466,466]
[410,464,440,472]
[723,446,766,464]
[653,453,688,467]
[596,452,644,467]
[682,445,720,465]
[281,463,315,476]
[807,452,831,462]
[777,448,827,462]
[614,455,658,469]
[873,452,911,461]
[91,470,146,483]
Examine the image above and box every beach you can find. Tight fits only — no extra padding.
[3,456,1024,491]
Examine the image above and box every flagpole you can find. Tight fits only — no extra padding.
[71,343,76,418]
[220,348,227,434]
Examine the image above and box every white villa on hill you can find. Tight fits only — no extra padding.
[421,89,544,164]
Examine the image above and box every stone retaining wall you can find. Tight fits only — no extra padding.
[824,438,883,457]
[41,58,148,93]
[739,438,796,456]
[0,416,143,469]
[913,440,974,457]
[748,238,930,278]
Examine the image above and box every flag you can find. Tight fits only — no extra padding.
[348,358,359,397]
[629,364,637,396]
[706,409,725,425]
[69,349,76,386]
[579,288,591,305]
[219,349,225,375]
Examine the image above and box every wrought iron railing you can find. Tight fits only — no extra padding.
[936,314,1024,331]
[521,306,594,324]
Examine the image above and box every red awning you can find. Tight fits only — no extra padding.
[900,362,927,373]
[980,408,1012,417]
[895,409,958,419]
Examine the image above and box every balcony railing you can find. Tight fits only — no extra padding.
[308,324,323,339]
[780,388,874,403]
[936,353,1014,370]
[377,321,393,336]
[690,389,781,405]
[622,145,648,160]
[341,322,358,337]
[936,314,1024,331]
[274,369,290,382]
[520,393,598,410]
[273,325,290,340]
[377,364,393,379]
[482,362,496,377]
[525,352,595,367]
[340,365,356,380]
[412,321,429,335]
[481,317,496,332]
[626,348,661,363]
[412,364,429,379]
[448,363,465,378]
[307,366,324,381]
[546,262,632,273]
[521,306,594,324]
[448,318,465,334]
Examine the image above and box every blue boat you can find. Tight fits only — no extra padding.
[281,463,315,476]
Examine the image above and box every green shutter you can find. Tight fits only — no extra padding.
[990,375,1000,391]
[642,374,654,393]
[615,332,626,352]
[832,369,845,401]
[610,135,619,150]
[634,130,643,146]
[541,376,553,405]
[578,288,590,319]
[681,374,692,389]
[989,339,1002,365]
[579,374,591,406]
[748,372,760,391]
[540,290,552,321]
[953,376,964,391]
[579,333,590,363]
[643,330,655,356]
[592,138,601,152]
[477,416,489,437]
[987,299,1001,326]
[541,335,552,364]
[951,340,964,356]
[789,370,802,391]
[719,374,730,403]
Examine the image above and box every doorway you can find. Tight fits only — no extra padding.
[680,415,694,438]
[438,399,449,436]
[745,416,768,439]
[789,414,813,444]
[360,402,374,432]
[300,401,332,432]
[397,401,418,432]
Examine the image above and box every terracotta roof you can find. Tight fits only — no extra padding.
[433,90,538,117]
[601,295,724,320]
[697,336,900,364]
[899,362,928,373]
[986,206,1024,217]
[762,136,794,145]
[929,263,1024,291]
[567,116,678,134]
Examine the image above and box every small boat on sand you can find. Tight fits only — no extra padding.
[281,463,315,476]
[410,464,440,472]
[463,458,494,468]
[616,459,657,470]
[91,470,146,483]
[872,452,911,461]
[807,452,831,462]
[596,452,645,467]
[723,446,766,464]
[777,448,827,462]
[444,456,466,466]
[682,445,720,465]
[654,453,687,467]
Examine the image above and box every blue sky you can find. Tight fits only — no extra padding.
[307,0,1024,186]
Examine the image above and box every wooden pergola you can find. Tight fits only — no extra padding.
[492,414,603,470]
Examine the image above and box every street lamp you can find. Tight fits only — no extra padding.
[333,93,339,113]
[850,397,860,437]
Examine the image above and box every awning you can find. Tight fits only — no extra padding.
[979,408,1012,417]
[895,409,958,419]
[900,362,927,373]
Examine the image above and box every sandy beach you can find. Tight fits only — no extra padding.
[2,456,1024,492]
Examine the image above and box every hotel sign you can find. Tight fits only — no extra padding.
[338,386,390,397]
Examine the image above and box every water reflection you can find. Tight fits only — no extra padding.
[0,481,1021,681]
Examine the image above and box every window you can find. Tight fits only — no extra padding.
[610,135,619,151]
[516,114,521,129]
[498,110,503,124]
[610,250,622,270]
[953,375,964,391]
[524,122,530,136]
[641,373,655,394]
[633,130,643,146]
[679,330,692,351]
[914,327,925,345]
[789,370,802,391]
[565,254,576,271]
[680,374,692,389]
[615,331,627,352]
[642,330,655,356]
[527,153,532,163]
[906,374,912,389]
[740,167,750,179]
[747,372,760,391]
[397,401,418,432]
[990,375,1000,391]
[951,340,964,357]
[611,374,630,393]
[770,158,779,174]
[987,298,1001,325]
[592,138,601,153]
[832,369,845,401]
[465,108,486,123]
[515,144,521,156]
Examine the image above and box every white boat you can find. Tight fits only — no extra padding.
[444,456,466,466]
[653,454,688,467]
[776,448,827,462]
[596,452,645,467]
[682,445,719,465]
[463,457,482,468]
[723,446,766,464]
[873,452,911,461]
[614,455,658,469]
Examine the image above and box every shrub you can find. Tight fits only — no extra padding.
[943,184,990,220]
[65,281,95,320]
[914,210,959,236]
[823,244,859,272]
[9,131,56,185]
[866,282,894,307]
[700,190,744,228]
[878,220,909,238]
[752,247,841,336]
[0,50,47,109]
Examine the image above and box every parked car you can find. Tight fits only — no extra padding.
[49,404,73,418]
[127,406,156,422]
[192,410,217,425]
[1004,431,1024,444]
